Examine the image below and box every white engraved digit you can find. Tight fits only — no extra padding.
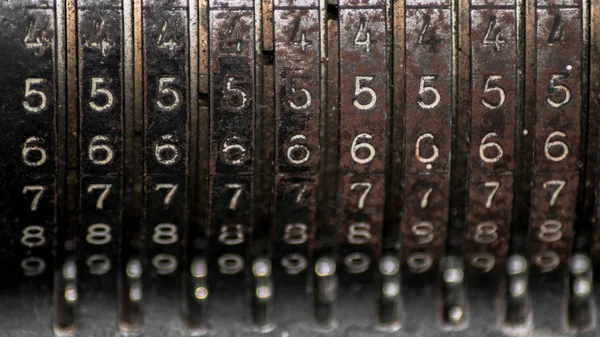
[483,181,500,209]
[225,184,243,210]
[544,131,569,162]
[156,77,182,112]
[23,78,48,113]
[347,223,372,245]
[420,188,433,209]
[546,74,571,108]
[417,76,441,109]
[351,133,376,164]
[86,223,112,245]
[152,223,179,244]
[22,136,47,167]
[155,183,178,206]
[350,182,372,210]
[479,132,504,163]
[482,75,506,109]
[22,185,46,211]
[283,223,308,245]
[415,133,439,164]
[21,225,46,247]
[89,77,115,113]
[542,180,566,207]
[86,184,112,210]
[354,76,377,110]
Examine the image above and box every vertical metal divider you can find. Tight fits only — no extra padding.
[591,0,600,331]
[389,0,406,328]
[312,0,339,327]
[55,0,69,330]
[54,0,78,332]
[503,0,533,328]
[184,0,201,331]
[120,0,142,332]
[444,0,469,325]
[568,0,595,329]
[186,0,210,331]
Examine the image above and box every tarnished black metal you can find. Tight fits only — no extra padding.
[76,0,123,333]
[207,0,256,327]
[142,0,190,333]
[0,0,57,290]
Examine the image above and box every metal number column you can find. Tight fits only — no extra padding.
[0,0,59,333]
[401,0,453,330]
[337,0,389,327]
[272,0,322,329]
[142,0,191,334]
[208,0,257,326]
[528,0,584,330]
[76,0,126,333]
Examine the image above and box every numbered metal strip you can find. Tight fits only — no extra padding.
[207,0,256,324]
[0,1,57,285]
[143,0,189,275]
[338,3,386,176]
[466,4,517,272]
[274,5,320,175]
[402,4,452,271]
[273,175,315,274]
[530,172,577,272]
[208,175,252,280]
[209,6,255,175]
[465,173,512,272]
[338,174,384,274]
[141,1,190,331]
[76,0,123,330]
[530,1,582,272]
[273,1,320,281]
[337,0,387,278]
[401,174,449,273]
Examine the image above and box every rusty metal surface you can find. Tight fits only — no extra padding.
[402,5,452,272]
[0,0,600,335]
[465,5,517,272]
[272,0,321,294]
[337,2,387,265]
[529,1,583,272]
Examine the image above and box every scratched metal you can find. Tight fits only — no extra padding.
[76,2,123,334]
[0,0,56,291]
[142,1,190,334]
[465,8,516,272]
